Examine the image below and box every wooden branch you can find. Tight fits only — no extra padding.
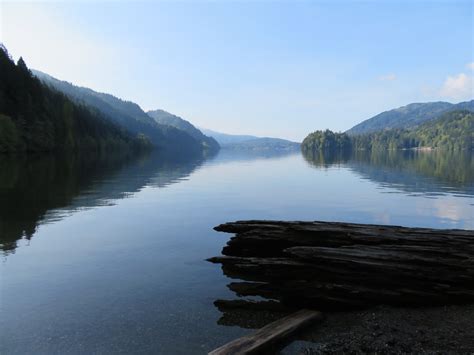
[208,309,323,355]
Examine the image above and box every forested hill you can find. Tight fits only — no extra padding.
[347,100,474,135]
[32,70,202,153]
[351,110,473,151]
[147,109,219,152]
[302,110,474,153]
[0,46,149,153]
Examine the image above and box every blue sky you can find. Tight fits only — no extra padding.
[1,1,473,141]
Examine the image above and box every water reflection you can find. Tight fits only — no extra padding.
[2,147,473,353]
[302,149,474,197]
[0,150,212,254]
[211,150,474,331]
[3,149,472,254]
[212,148,301,163]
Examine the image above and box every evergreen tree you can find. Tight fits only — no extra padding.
[0,45,151,153]
[302,111,473,154]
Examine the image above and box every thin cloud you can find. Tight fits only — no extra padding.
[439,73,473,100]
[378,73,397,81]
[467,62,474,71]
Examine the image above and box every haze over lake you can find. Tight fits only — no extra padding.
[1,149,472,354]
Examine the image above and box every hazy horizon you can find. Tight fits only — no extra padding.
[1,1,473,140]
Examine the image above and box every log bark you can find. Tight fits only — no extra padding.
[209,220,474,309]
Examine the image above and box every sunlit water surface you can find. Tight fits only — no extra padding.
[1,149,473,354]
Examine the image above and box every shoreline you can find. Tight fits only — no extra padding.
[284,304,474,354]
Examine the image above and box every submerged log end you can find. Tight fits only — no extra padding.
[206,256,222,263]
[213,221,255,232]
[213,224,230,232]
[213,220,296,233]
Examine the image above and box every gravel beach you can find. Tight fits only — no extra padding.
[282,304,474,354]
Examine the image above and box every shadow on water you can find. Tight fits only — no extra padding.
[0,149,214,254]
[302,149,474,197]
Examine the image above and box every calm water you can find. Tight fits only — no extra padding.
[1,149,473,354]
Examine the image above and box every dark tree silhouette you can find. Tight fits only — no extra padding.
[0,45,151,153]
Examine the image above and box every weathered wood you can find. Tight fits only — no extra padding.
[208,309,323,355]
[215,221,474,257]
[210,220,474,309]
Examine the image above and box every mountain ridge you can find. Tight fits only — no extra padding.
[347,100,474,135]
[199,128,258,145]
[147,109,219,152]
[303,110,473,152]
[32,69,203,153]
[200,128,300,151]
[0,47,148,152]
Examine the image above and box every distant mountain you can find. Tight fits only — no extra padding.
[200,128,258,146]
[147,109,219,152]
[32,70,202,153]
[0,46,148,153]
[347,100,474,135]
[222,137,300,151]
[201,128,300,151]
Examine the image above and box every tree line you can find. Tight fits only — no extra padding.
[0,45,151,153]
[302,110,473,154]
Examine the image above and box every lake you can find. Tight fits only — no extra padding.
[1,149,473,354]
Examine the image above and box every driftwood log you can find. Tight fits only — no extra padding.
[209,309,323,355]
[209,220,474,310]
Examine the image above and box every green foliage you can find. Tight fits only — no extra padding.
[301,129,351,153]
[351,110,473,151]
[303,111,473,154]
[0,114,19,152]
[0,46,150,153]
[32,69,204,153]
[134,133,153,150]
